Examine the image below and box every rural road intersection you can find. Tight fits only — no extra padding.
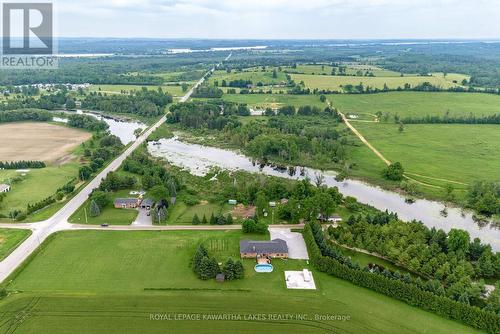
[0,56,231,283]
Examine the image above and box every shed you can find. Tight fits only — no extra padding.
[216,273,225,282]
[0,184,11,193]
[228,199,237,205]
[269,201,276,207]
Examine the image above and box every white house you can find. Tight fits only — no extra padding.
[0,184,10,193]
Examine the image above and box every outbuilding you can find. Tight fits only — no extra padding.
[0,184,10,193]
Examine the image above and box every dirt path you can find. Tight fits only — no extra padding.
[332,102,455,190]
[336,107,391,166]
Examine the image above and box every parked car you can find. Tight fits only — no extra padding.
[101,223,109,227]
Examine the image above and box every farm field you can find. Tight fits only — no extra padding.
[0,162,81,216]
[292,73,461,91]
[330,91,500,120]
[350,123,500,193]
[88,84,185,99]
[283,64,405,77]
[208,69,288,86]
[0,228,31,261]
[0,230,480,334]
[220,93,328,109]
[0,122,91,163]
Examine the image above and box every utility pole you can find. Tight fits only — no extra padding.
[84,207,88,224]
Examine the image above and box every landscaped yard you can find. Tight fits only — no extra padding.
[0,230,481,333]
[167,201,233,225]
[0,228,32,261]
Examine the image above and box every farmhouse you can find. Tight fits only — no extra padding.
[240,239,288,259]
[114,198,141,209]
[0,184,10,193]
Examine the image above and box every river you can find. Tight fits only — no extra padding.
[53,110,146,145]
[147,137,500,251]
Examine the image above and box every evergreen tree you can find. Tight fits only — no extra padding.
[223,258,235,280]
[209,213,216,225]
[233,260,244,279]
[226,214,233,225]
[89,199,101,217]
[192,214,201,225]
[201,214,208,225]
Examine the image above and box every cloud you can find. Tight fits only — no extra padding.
[56,0,500,39]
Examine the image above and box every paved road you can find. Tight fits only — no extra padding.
[0,59,226,283]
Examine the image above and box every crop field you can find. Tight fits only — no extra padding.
[0,228,31,260]
[350,123,500,191]
[292,73,461,91]
[330,91,500,120]
[0,230,479,334]
[221,93,328,109]
[0,122,91,163]
[0,162,82,216]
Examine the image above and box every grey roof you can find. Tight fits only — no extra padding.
[114,198,138,205]
[141,198,154,206]
[240,239,288,254]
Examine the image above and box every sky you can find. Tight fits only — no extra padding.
[55,0,500,39]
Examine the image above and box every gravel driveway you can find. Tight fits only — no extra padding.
[269,227,309,260]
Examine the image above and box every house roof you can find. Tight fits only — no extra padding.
[141,198,154,206]
[114,198,139,205]
[240,239,288,254]
[0,184,10,191]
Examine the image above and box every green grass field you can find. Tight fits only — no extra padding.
[292,73,461,91]
[220,94,328,109]
[0,162,80,216]
[167,201,233,225]
[330,92,500,120]
[350,123,500,193]
[0,230,480,333]
[0,228,31,261]
[88,84,185,99]
[209,69,288,86]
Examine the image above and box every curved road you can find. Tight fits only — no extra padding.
[0,56,229,283]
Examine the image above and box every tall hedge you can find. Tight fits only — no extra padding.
[303,222,500,333]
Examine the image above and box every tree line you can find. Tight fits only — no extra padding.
[81,87,172,118]
[0,161,46,169]
[401,113,500,125]
[192,244,244,281]
[303,221,500,333]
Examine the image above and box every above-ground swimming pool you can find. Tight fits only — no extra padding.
[254,264,274,273]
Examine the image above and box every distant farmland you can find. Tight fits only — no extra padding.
[292,73,461,91]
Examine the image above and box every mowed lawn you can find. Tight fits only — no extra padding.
[330,92,500,120]
[0,230,480,334]
[0,228,31,260]
[167,201,233,225]
[351,123,500,187]
[0,162,80,216]
[292,73,460,91]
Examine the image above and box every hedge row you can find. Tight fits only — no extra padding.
[303,222,500,333]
